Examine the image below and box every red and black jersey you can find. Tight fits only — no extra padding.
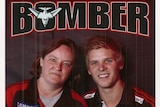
[83,85,155,107]
[6,77,88,107]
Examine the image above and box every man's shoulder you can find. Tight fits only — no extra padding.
[82,88,100,107]
[82,88,97,100]
[82,86,155,107]
[133,86,155,107]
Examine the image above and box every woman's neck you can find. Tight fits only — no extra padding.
[37,78,63,98]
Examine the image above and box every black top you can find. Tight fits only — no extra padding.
[83,84,154,107]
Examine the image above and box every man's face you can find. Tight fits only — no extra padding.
[40,45,74,87]
[87,47,123,89]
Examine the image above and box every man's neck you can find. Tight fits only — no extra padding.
[98,80,124,107]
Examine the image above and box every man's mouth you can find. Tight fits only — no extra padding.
[98,73,109,78]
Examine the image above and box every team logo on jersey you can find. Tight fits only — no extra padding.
[135,95,144,104]
[17,102,38,107]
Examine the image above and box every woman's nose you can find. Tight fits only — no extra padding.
[55,62,62,71]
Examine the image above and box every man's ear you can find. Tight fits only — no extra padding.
[119,61,124,70]
[119,65,124,70]
[40,58,43,67]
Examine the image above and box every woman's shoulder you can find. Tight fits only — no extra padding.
[70,89,88,107]
[6,79,30,92]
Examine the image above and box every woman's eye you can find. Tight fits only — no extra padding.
[63,62,72,67]
[90,61,97,66]
[49,58,56,62]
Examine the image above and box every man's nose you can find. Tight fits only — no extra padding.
[99,63,106,71]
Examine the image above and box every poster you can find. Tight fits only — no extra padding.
[3,0,158,106]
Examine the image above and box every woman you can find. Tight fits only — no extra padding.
[6,38,88,107]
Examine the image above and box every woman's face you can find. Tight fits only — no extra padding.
[40,45,74,87]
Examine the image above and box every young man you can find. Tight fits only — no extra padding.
[83,36,155,107]
[6,38,88,107]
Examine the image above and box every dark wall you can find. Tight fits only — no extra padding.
[6,30,155,97]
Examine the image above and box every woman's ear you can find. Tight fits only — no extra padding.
[40,58,43,67]
[88,70,92,75]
